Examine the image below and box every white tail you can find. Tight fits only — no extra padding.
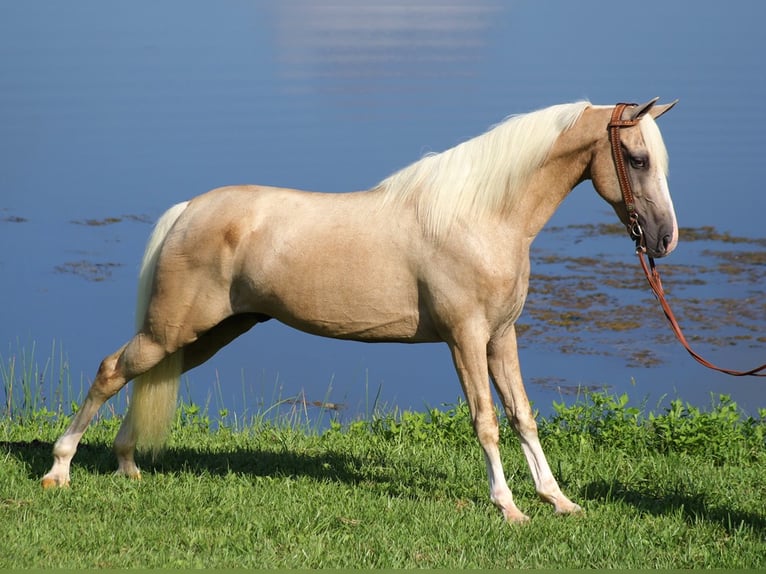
[122,201,189,455]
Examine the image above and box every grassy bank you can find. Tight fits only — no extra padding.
[1,391,765,568]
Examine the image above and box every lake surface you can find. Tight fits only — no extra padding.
[2,1,766,422]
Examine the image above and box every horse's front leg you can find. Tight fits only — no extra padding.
[487,326,582,516]
[449,326,529,523]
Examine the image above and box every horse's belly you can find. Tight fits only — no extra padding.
[276,308,435,342]
[236,253,439,342]
[260,287,438,342]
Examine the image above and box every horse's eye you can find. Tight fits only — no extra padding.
[629,155,648,169]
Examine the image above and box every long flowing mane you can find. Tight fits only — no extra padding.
[376,101,591,239]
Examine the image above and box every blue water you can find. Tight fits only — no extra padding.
[2,0,766,421]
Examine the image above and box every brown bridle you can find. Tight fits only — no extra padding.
[608,103,645,248]
[608,103,766,376]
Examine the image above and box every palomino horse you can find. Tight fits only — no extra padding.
[42,99,677,522]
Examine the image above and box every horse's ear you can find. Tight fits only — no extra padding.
[627,97,660,121]
[648,99,678,120]
[626,98,677,121]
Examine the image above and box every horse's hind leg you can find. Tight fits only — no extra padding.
[41,334,168,488]
[179,314,264,373]
[487,327,582,516]
[111,314,263,477]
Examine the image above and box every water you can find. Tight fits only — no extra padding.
[2,0,766,421]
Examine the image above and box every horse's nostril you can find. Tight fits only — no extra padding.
[662,234,672,251]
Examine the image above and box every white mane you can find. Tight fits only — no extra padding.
[376,101,591,239]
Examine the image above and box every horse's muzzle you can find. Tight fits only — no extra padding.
[646,228,678,258]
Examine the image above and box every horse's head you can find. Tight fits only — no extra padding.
[590,98,678,258]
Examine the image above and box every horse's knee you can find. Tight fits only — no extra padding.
[474,412,500,446]
[511,409,538,439]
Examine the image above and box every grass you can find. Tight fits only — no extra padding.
[1,390,765,568]
[1,343,766,568]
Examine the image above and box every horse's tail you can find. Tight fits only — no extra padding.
[123,201,189,456]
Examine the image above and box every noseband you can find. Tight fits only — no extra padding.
[607,103,766,376]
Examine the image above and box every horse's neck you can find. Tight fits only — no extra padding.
[508,122,596,241]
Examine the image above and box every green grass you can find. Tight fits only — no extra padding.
[1,391,765,568]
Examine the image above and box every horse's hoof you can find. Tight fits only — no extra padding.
[115,463,142,480]
[555,502,584,516]
[114,470,142,481]
[503,509,531,524]
[41,475,69,489]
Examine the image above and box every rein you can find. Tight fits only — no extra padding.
[609,103,766,377]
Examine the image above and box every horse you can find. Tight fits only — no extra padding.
[42,98,678,523]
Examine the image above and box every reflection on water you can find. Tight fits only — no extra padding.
[274,1,498,82]
[2,1,766,421]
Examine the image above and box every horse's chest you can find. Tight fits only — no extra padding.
[486,268,530,325]
[423,253,530,330]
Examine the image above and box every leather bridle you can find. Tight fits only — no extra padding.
[608,103,645,249]
[608,103,766,376]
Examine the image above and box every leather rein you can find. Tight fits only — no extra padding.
[609,103,766,376]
